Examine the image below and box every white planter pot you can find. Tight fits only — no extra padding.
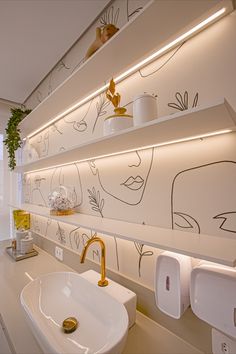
[103,115,133,136]
[133,94,157,126]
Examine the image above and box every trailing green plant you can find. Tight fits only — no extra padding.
[4,107,31,170]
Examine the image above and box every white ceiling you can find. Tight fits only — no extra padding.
[0,0,110,104]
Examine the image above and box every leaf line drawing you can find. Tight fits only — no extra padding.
[134,242,153,277]
[56,222,66,245]
[168,91,198,111]
[92,94,110,133]
[88,187,104,217]
[69,227,100,261]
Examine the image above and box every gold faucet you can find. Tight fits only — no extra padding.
[80,237,108,287]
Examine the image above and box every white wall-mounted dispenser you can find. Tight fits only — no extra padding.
[154,251,192,319]
[190,263,236,338]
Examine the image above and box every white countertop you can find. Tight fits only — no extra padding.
[0,240,203,354]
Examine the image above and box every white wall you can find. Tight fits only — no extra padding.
[19,2,236,352]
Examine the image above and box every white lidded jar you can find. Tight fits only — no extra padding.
[133,94,157,126]
[103,107,133,136]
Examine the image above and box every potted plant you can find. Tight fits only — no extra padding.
[104,79,133,136]
[4,107,31,170]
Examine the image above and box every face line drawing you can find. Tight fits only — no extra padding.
[36,129,49,157]
[95,148,154,206]
[31,175,47,206]
[63,98,93,133]
[171,160,236,233]
[128,150,141,167]
[50,163,83,207]
[120,175,144,191]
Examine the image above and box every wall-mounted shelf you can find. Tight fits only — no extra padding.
[11,203,236,267]
[16,99,236,173]
[19,0,232,139]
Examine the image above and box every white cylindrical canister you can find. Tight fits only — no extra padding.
[21,236,33,254]
[16,230,28,251]
[133,94,157,126]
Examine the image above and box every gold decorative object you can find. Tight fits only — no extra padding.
[85,24,119,59]
[48,186,75,216]
[103,78,133,136]
[13,210,30,230]
[80,237,108,287]
[62,317,78,334]
[105,78,132,119]
[50,209,74,216]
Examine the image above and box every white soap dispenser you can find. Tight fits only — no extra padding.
[154,251,192,319]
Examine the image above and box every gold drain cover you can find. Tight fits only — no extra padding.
[62,317,78,334]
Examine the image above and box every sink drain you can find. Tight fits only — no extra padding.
[62,317,78,333]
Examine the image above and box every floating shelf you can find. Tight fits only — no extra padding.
[19,0,232,139]
[16,99,236,173]
[11,203,236,267]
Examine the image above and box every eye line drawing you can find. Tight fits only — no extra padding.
[134,242,153,277]
[171,160,236,231]
[96,148,154,206]
[213,212,236,233]
[173,212,200,234]
[168,91,198,111]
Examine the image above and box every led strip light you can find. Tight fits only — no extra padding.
[25,129,232,174]
[27,7,226,139]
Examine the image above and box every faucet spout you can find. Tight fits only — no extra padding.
[80,237,108,287]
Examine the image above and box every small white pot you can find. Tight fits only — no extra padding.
[103,114,133,136]
[133,94,157,126]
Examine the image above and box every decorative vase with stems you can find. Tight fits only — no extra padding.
[103,78,133,136]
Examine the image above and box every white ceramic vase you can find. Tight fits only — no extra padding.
[133,94,157,126]
[103,107,133,136]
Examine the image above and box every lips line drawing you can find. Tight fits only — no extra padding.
[121,175,144,190]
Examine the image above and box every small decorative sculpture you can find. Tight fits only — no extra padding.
[48,186,74,216]
[103,79,133,136]
[106,78,124,115]
[85,6,119,59]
